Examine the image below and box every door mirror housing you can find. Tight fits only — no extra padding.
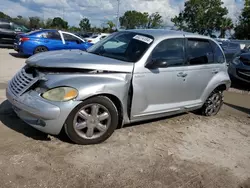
[145,59,168,69]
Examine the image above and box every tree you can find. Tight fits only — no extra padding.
[119,10,149,29]
[219,17,233,38]
[171,0,229,36]
[79,18,91,31]
[234,0,250,39]
[147,12,163,29]
[107,20,115,30]
[69,26,81,32]
[29,17,42,29]
[51,17,68,29]
[45,18,53,28]
[0,11,11,20]
[12,15,29,27]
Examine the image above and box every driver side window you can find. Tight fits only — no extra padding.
[151,38,185,67]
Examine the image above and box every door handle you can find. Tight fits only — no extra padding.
[177,72,188,77]
[212,69,219,74]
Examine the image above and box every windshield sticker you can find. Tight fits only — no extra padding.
[133,35,153,44]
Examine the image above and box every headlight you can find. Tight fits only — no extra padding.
[42,87,78,102]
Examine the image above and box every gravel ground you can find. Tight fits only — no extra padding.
[0,49,249,188]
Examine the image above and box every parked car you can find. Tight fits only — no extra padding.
[6,29,231,145]
[0,19,30,47]
[216,40,241,65]
[228,52,250,83]
[75,32,94,38]
[241,44,250,53]
[14,29,93,56]
[85,33,110,44]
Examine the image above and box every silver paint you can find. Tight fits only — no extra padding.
[7,29,231,136]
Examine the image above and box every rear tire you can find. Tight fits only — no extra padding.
[201,90,224,116]
[34,46,48,54]
[64,96,119,145]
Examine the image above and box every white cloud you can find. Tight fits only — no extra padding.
[222,0,243,22]
[0,0,244,27]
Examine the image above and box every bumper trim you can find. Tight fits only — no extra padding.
[6,88,60,120]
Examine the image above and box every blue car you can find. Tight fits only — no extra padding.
[14,29,93,55]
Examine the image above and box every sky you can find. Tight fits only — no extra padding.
[0,0,244,27]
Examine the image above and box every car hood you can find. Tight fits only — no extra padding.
[26,49,134,73]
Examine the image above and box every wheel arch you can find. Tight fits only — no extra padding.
[80,93,124,129]
[214,84,227,92]
[33,45,49,54]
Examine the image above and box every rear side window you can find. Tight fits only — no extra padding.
[46,32,61,40]
[0,23,11,29]
[151,38,185,67]
[187,38,213,65]
[210,41,225,64]
[63,33,79,42]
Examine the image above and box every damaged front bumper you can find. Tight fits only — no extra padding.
[6,87,81,135]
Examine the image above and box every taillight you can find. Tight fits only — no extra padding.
[88,40,92,43]
[20,37,30,42]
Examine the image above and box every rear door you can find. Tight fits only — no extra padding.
[42,31,65,50]
[61,32,86,50]
[183,38,220,102]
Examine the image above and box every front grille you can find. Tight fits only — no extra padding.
[9,68,39,96]
[236,69,250,81]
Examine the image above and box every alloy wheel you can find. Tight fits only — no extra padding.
[73,103,111,139]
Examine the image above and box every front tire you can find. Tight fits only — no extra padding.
[65,96,119,145]
[201,90,224,116]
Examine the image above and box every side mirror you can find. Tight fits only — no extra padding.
[145,59,168,69]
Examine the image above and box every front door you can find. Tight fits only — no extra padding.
[131,38,189,121]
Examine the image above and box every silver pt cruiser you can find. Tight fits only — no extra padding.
[7,29,231,145]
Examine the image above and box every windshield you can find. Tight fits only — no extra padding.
[87,31,154,62]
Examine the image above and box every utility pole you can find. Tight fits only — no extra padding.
[116,0,120,30]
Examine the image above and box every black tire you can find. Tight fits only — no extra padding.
[64,96,119,145]
[34,46,48,54]
[201,90,224,116]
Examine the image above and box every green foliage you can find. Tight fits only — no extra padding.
[12,15,29,28]
[68,26,81,32]
[29,17,42,29]
[45,18,53,28]
[171,0,229,36]
[147,12,163,29]
[234,0,250,39]
[119,10,163,29]
[51,17,68,29]
[79,18,91,31]
[119,11,148,29]
[107,21,115,30]
[0,11,11,20]
[219,17,233,38]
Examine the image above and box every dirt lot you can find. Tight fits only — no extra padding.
[0,49,249,188]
